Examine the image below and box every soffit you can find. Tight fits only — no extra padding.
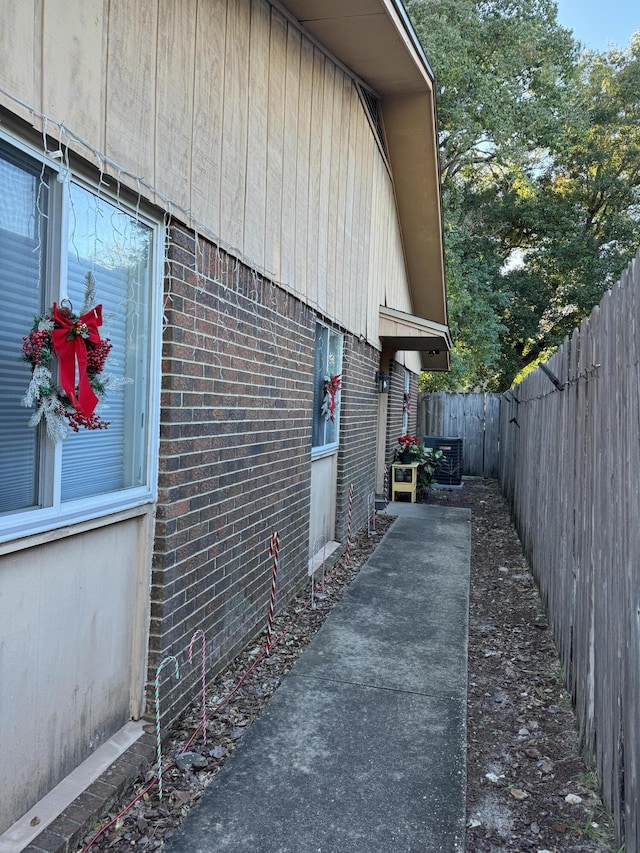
[277,0,432,95]
[379,307,451,371]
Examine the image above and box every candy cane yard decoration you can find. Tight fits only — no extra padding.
[265,531,280,655]
[345,484,354,565]
[188,629,207,744]
[367,491,376,536]
[383,463,389,512]
[155,656,180,799]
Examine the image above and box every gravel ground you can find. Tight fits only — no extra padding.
[79,480,618,853]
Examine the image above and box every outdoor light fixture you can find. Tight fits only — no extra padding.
[375,370,389,393]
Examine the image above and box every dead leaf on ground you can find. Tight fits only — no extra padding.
[510,788,529,799]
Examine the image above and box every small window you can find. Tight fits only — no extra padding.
[0,136,160,541]
[312,322,343,454]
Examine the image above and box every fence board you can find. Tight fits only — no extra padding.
[497,248,640,852]
[484,394,500,477]
[419,392,500,476]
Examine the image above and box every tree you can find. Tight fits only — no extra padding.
[421,190,510,391]
[406,0,578,390]
[498,36,640,378]
[405,0,578,186]
[406,1,640,390]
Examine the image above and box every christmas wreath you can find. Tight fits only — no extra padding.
[21,273,114,442]
[321,374,341,422]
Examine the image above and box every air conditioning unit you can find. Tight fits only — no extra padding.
[423,436,463,486]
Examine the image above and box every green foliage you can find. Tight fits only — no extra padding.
[404,1,640,391]
[414,447,445,498]
[421,195,511,391]
[511,347,558,386]
[496,39,640,376]
[392,437,445,497]
[405,0,578,185]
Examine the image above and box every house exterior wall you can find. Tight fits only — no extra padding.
[0,513,153,833]
[153,226,313,722]
[152,225,383,724]
[0,0,414,339]
[335,337,381,541]
[0,0,435,834]
[384,365,420,468]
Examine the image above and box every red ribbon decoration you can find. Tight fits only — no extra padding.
[323,374,341,422]
[51,303,103,417]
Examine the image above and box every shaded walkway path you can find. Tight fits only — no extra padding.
[165,502,471,853]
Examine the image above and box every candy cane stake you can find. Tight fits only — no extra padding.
[321,539,326,591]
[311,537,320,609]
[188,629,207,745]
[155,656,180,799]
[383,464,389,513]
[265,531,280,655]
[367,491,377,536]
[345,484,354,565]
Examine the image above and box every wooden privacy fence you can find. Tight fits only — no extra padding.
[418,392,500,477]
[498,249,640,851]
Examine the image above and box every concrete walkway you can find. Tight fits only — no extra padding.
[165,502,471,853]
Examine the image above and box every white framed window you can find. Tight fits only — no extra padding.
[0,134,162,543]
[312,321,343,456]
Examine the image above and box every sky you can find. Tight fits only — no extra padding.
[554,0,639,52]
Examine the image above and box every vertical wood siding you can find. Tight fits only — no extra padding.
[43,0,108,150]
[244,0,270,265]
[0,0,413,337]
[498,250,640,851]
[106,0,158,186]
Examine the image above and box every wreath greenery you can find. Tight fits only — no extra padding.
[21,272,116,442]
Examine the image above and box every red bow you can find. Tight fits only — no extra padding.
[51,303,103,416]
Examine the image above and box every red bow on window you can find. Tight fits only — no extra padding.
[51,303,103,417]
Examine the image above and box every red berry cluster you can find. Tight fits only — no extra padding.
[63,409,111,432]
[23,329,51,366]
[85,338,112,375]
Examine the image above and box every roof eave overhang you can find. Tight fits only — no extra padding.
[276,0,449,334]
[379,306,451,371]
[275,0,435,95]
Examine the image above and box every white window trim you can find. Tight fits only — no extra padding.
[0,130,163,546]
[311,444,339,461]
[311,320,343,457]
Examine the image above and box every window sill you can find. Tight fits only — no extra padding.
[0,499,155,556]
[311,445,339,461]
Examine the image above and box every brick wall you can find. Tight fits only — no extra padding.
[335,336,380,541]
[384,362,419,465]
[150,226,382,724]
[409,371,419,437]
[151,226,316,723]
